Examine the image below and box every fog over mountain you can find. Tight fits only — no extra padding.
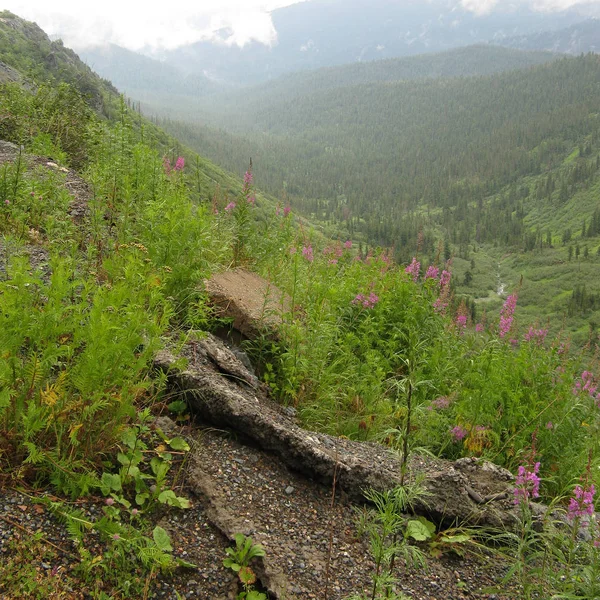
[150,0,594,84]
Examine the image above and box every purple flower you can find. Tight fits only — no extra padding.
[545,421,553,430]
[513,462,541,506]
[430,396,450,410]
[174,156,185,171]
[225,202,236,213]
[568,484,596,522]
[425,265,439,281]
[475,323,484,332]
[450,425,468,442]
[302,245,314,263]
[456,315,467,330]
[344,240,352,249]
[499,294,518,338]
[573,371,598,398]
[524,327,548,345]
[405,257,421,282]
[243,170,253,186]
[440,270,451,289]
[283,206,291,217]
[352,294,366,306]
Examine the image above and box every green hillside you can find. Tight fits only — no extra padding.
[1,12,600,600]
[157,53,600,345]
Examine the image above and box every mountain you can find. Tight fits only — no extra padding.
[159,52,600,345]
[498,18,600,54]
[79,43,225,102]
[96,44,561,125]
[157,0,588,84]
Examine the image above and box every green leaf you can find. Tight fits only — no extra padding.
[152,526,173,552]
[440,534,471,544]
[100,472,122,494]
[246,592,267,600]
[121,428,137,450]
[167,400,187,415]
[135,493,149,506]
[168,437,190,452]
[406,519,435,541]
[0,388,11,410]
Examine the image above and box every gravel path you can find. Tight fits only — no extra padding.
[1,418,518,600]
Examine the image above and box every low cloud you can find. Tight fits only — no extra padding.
[2,0,298,50]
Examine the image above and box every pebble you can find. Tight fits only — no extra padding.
[285,486,295,495]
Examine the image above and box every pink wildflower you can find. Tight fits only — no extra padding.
[289,246,297,255]
[163,157,171,175]
[499,294,518,338]
[112,534,120,541]
[105,498,115,506]
[450,425,468,442]
[174,156,185,171]
[283,205,291,217]
[456,314,467,330]
[524,327,548,345]
[225,202,236,213]
[405,257,421,282]
[329,259,338,265]
[344,240,352,249]
[248,195,256,205]
[4,199,9,206]
[302,245,314,263]
[573,371,598,399]
[425,265,439,281]
[568,484,596,522]
[440,270,451,289]
[545,421,553,430]
[433,297,448,314]
[513,462,541,505]
[243,170,253,186]
[475,323,484,332]
[428,396,450,411]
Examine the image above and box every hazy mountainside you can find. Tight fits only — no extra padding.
[499,18,600,54]
[157,0,588,85]
[79,43,224,100]
[0,10,117,114]
[0,11,270,206]
[100,44,561,126]
[159,53,600,344]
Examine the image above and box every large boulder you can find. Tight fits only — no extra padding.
[204,269,292,340]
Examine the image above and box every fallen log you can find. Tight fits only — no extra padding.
[154,332,529,530]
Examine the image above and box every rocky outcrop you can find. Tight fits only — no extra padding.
[155,332,523,530]
[204,269,292,340]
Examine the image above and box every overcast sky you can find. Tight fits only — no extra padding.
[2,0,599,51]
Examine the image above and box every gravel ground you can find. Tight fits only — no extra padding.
[0,419,519,600]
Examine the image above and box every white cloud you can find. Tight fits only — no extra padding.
[1,0,303,50]
[460,0,500,14]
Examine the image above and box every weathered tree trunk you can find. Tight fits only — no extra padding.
[155,333,527,530]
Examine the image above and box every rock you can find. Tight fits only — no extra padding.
[285,486,295,495]
[154,334,525,531]
[203,269,292,340]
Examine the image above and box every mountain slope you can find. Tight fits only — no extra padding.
[499,18,600,54]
